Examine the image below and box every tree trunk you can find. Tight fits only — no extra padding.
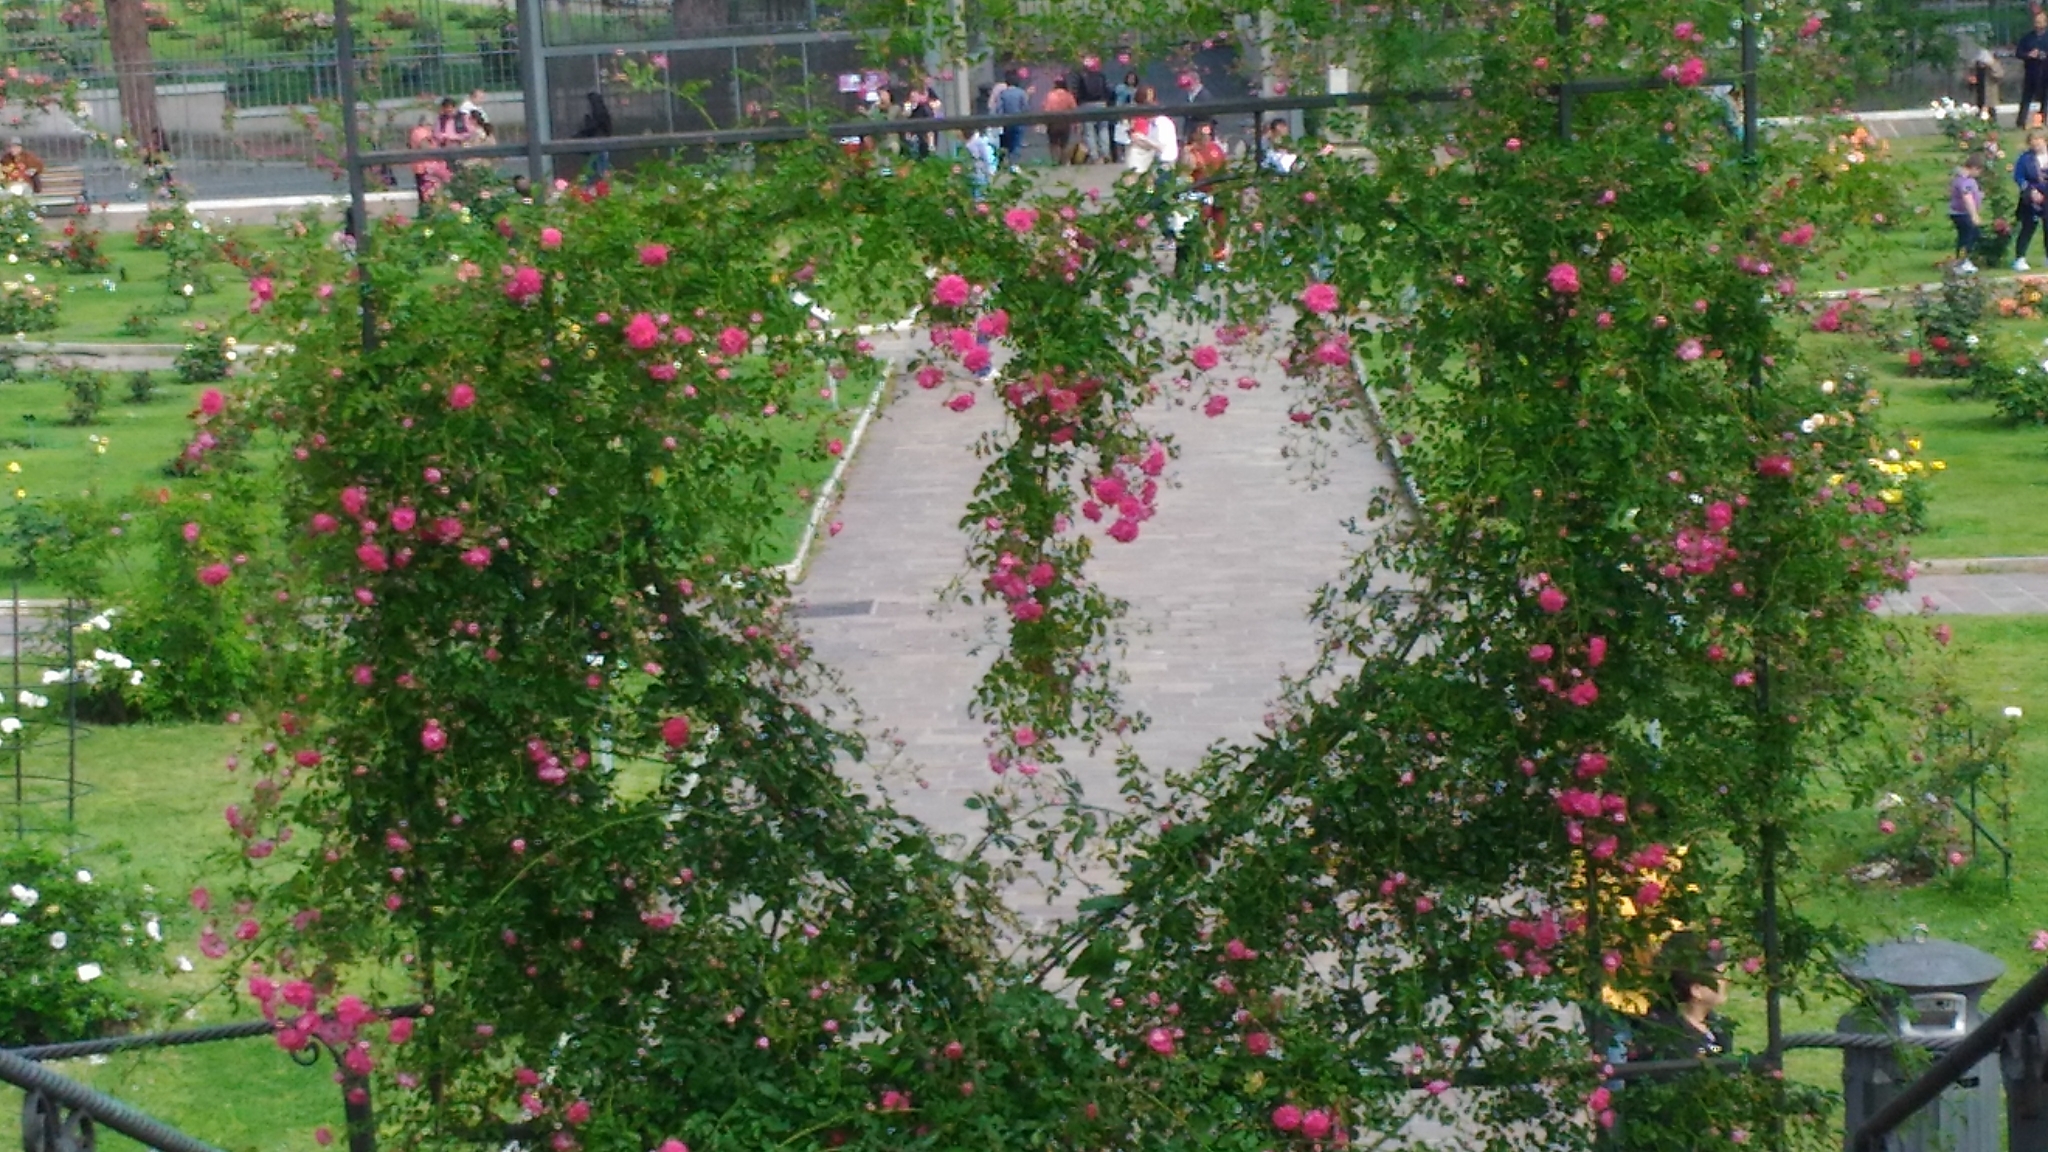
[103,0,162,150]
[671,0,724,36]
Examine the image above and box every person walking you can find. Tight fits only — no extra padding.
[1044,78,1078,165]
[1075,55,1112,162]
[1124,84,1178,176]
[571,92,613,182]
[2015,131,2048,270]
[2020,9,2048,129]
[1111,70,1138,163]
[1951,154,1984,274]
[995,70,1029,164]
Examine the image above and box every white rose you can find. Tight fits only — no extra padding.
[76,962,102,982]
[2006,706,2025,719]
[49,930,67,949]
[10,883,37,906]
[75,870,91,884]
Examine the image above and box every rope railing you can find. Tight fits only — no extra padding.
[0,1046,225,1152]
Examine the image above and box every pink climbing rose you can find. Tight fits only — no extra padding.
[1546,262,1581,294]
[1190,345,1220,371]
[623,313,662,351]
[639,243,669,266]
[504,265,543,303]
[932,274,971,308]
[197,563,232,587]
[661,716,691,748]
[1002,206,1039,233]
[199,388,225,416]
[448,383,477,410]
[1299,282,1339,314]
[420,721,448,753]
[718,326,748,357]
[1273,1105,1303,1132]
[539,227,563,249]
[1537,586,1568,613]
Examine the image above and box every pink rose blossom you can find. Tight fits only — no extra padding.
[540,227,563,249]
[639,244,669,266]
[1675,338,1704,361]
[1299,282,1339,314]
[1203,394,1229,417]
[661,716,691,748]
[945,393,976,412]
[198,563,232,587]
[449,383,477,409]
[1273,1105,1303,1132]
[504,265,543,303]
[1002,206,1040,233]
[420,722,447,753]
[1190,345,1219,371]
[932,274,971,308]
[1537,586,1567,613]
[199,388,226,416]
[718,326,748,357]
[624,313,662,351]
[1546,263,1581,294]
[1301,1111,1333,1140]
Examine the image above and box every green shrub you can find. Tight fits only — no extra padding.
[117,311,158,337]
[0,276,61,334]
[173,326,230,383]
[61,368,104,426]
[0,492,122,597]
[125,370,156,405]
[0,844,168,1047]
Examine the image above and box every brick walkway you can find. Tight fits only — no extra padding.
[792,332,1396,907]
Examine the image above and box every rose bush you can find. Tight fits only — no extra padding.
[159,3,1954,1148]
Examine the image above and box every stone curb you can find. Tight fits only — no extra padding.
[1915,556,2048,575]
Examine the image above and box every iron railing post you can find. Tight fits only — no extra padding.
[331,0,374,351]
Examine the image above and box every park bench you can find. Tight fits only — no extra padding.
[31,166,86,216]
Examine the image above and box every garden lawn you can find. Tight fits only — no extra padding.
[1803,330,2048,558]
[25,225,275,344]
[1716,615,2048,1095]
[1,723,338,1152]
[1,360,871,598]
[0,371,219,599]
[1806,133,2012,293]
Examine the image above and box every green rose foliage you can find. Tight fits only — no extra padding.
[0,845,168,1047]
[162,4,1952,1148]
[199,152,1140,1149]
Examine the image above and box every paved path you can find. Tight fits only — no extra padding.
[1890,572,2048,615]
[793,329,1398,915]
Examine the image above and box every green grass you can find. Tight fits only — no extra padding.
[1716,616,2048,1093]
[1803,331,2048,558]
[2,722,342,1151]
[25,226,271,345]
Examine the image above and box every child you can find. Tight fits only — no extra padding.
[1951,154,1983,274]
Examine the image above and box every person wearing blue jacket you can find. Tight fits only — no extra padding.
[2014,133,2048,270]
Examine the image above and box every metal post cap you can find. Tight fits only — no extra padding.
[1842,938,2007,996]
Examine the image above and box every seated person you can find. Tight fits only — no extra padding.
[1,137,45,193]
